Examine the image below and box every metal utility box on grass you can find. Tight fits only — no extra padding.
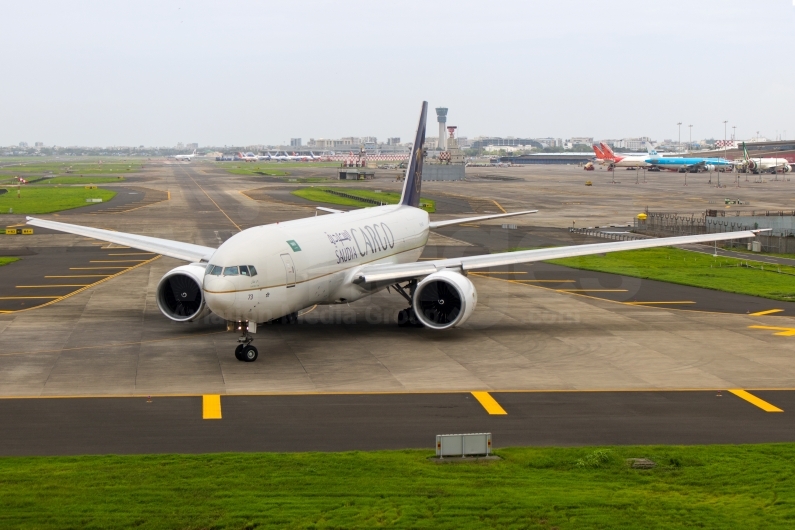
[436,433,492,457]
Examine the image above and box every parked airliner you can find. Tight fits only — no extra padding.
[742,142,791,174]
[27,102,764,362]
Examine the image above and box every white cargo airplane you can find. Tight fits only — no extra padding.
[174,150,197,161]
[742,142,791,174]
[27,102,765,363]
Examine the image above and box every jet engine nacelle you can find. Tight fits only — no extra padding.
[156,264,212,322]
[412,270,477,330]
[704,164,715,172]
[747,160,758,171]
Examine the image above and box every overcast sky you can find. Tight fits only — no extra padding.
[1,0,793,147]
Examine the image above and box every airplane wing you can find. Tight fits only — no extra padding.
[26,217,216,262]
[316,206,345,214]
[355,229,765,283]
[429,210,538,229]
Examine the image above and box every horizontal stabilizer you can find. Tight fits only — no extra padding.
[26,217,216,262]
[429,210,538,229]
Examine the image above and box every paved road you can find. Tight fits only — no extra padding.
[0,390,791,456]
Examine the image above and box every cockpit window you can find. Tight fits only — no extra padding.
[248,266,258,277]
[206,264,222,276]
[223,266,239,276]
[239,266,250,276]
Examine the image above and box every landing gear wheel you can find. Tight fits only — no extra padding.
[397,308,424,328]
[235,344,244,361]
[241,344,258,362]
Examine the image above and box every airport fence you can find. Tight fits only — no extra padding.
[634,210,795,254]
[569,228,648,241]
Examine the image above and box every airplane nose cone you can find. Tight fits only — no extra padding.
[204,278,235,313]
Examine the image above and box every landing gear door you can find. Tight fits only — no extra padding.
[280,253,296,288]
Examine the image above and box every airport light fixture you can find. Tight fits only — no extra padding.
[677,122,682,151]
[723,120,728,160]
[688,124,692,151]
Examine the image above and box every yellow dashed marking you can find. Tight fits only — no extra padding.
[749,325,795,336]
[749,309,784,316]
[471,392,507,415]
[202,395,222,419]
[728,389,783,412]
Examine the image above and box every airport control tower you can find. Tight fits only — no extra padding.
[435,107,448,151]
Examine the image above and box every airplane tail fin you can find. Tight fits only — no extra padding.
[645,142,658,156]
[399,101,428,208]
[592,145,606,159]
[742,142,749,161]
[600,142,616,158]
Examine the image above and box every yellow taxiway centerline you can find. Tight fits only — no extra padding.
[202,395,222,419]
[471,392,507,415]
[749,309,784,316]
[0,296,61,299]
[558,289,628,292]
[17,285,90,288]
[728,389,783,412]
[624,301,696,305]
[70,267,131,270]
[513,279,576,283]
[45,275,112,278]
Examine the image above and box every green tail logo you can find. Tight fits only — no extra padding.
[742,142,749,161]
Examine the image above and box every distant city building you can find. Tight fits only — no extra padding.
[568,137,593,146]
[534,137,563,148]
[471,137,542,149]
[34,142,43,148]
[361,136,377,144]
[186,143,198,150]
[387,137,400,145]
[19,142,28,148]
[290,138,302,147]
[176,142,184,149]
[611,137,651,150]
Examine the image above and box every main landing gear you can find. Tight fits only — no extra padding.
[391,280,424,328]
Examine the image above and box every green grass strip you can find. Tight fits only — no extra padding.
[0,187,116,214]
[0,445,794,528]
[34,176,126,185]
[0,257,20,266]
[292,187,436,212]
[548,246,795,302]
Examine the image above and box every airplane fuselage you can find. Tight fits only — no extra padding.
[202,205,429,323]
[646,157,733,171]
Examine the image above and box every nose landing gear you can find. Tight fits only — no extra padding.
[230,321,259,362]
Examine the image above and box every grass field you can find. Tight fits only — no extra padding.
[1,445,793,528]
[0,161,141,176]
[0,257,19,267]
[292,187,436,212]
[0,187,116,214]
[225,166,290,177]
[548,246,795,301]
[24,176,126,185]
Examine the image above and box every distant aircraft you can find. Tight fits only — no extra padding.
[646,147,735,172]
[606,143,652,169]
[742,142,791,174]
[174,150,197,161]
[236,152,258,162]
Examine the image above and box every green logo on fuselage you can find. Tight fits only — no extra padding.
[287,240,301,252]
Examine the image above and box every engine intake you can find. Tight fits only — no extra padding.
[156,264,211,322]
[412,270,477,330]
